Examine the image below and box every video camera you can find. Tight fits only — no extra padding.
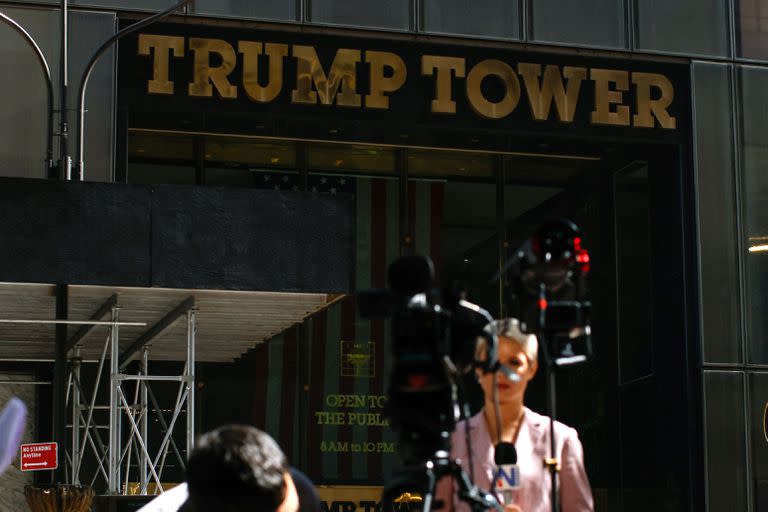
[358,255,503,512]
[358,255,498,463]
[504,218,593,367]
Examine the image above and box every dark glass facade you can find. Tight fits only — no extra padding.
[0,1,763,511]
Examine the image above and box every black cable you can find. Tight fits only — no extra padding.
[490,371,504,501]
[492,372,504,447]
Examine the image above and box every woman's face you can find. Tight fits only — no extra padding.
[479,336,537,405]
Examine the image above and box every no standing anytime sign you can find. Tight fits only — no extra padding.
[20,442,58,472]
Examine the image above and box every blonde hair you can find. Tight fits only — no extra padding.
[487,318,539,362]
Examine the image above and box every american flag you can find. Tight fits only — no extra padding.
[252,170,355,196]
[250,173,445,485]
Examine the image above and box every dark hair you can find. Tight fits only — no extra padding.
[289,467,321,512]
[185,425,288,512]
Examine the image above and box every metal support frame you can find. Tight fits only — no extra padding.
[66,294,118,353]
[63,300,198,495]
[119,296,195,369]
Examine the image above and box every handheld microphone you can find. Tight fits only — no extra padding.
[494,442,519,506]
[497,364,522,382]
[494,442,517,466]
[0,398,27,475]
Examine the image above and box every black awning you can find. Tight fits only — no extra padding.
[0,178,352,293]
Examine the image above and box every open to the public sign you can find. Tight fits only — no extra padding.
[20,442,58,472]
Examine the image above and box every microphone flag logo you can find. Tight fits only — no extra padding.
[495,464,520,490]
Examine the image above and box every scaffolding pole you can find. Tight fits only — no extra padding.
[70,349,81,485]
[108,305,120,494]
[186,309,196,457]
[139,347,149,494]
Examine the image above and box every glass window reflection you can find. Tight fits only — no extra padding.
[422,0,520,39]
[705,371,748,512]
[408,149,492,179]
[635,0,729,56]
[739,66,768,365]
[530,0,625,48]
[693,63,742,364]
[309,144,395,175]
[310,0,410,30]
[738,0,768,59]
[193,0,295,21]
[749,373,768,511]
[615,165,653,383]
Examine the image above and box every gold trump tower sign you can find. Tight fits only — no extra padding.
[136,33,678,130]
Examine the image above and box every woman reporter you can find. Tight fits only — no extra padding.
[437,318,593,512]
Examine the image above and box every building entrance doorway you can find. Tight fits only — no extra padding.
[124,129,695,511]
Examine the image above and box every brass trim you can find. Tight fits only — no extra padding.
[129,128,602,162]
[394,492,423,503]
[543,457,561,472]
[763,401,767,444]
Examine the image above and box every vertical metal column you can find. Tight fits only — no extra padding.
[140,347,149,494]
[52,283,68,484]
[185,310,196,458]
[70,348,81,484]
[108,306,121,494]
[59,0,71,180]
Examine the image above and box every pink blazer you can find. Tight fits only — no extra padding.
[436,407,593,512]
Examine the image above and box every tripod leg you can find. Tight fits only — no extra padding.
[451,461,504,512]
[421,462,443,512]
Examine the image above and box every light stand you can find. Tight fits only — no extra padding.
[536,284,560,512]
[382,357,504,512]
[535,283,592,512]
[499,218,592,512]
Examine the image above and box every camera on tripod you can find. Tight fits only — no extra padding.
[357,219,593,512]
[358,255,498,463]
[505,218,593,367]
[358,255,503,512]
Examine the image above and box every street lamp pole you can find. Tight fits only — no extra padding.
[75,0,194,181]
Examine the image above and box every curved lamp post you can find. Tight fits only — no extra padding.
[0,11,55,176]
[76,0,194,181]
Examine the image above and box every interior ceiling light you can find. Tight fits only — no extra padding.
[749,244,768,253]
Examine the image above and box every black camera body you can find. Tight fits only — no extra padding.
[507,219,593,366]
[358,256,496,462]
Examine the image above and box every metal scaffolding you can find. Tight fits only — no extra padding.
[64,299,197,495]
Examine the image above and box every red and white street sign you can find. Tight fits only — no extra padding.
[20,442,58,472]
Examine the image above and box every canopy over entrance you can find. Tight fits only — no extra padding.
[0,283,336,363]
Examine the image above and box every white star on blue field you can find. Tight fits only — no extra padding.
[253,171,354,195]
